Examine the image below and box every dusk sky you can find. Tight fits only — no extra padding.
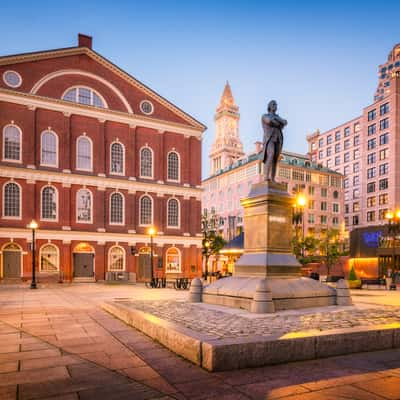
[2,0,400,178]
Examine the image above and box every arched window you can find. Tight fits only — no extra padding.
[40,244,59,272]
[108,246,125,271]
[76,188,92,223]
[3,182,20,218]
[76,136,92,171]
[3,125,21,162]
[167,151,180,181]
[110,142,124,174]
[167,198,179,228]
[41,186,57,220]
[110,192,124,224]
[41,131,58,166]
[62,86,106,108]
[140,147,153,178]
[140,195,152,225]
[165,247,181,273]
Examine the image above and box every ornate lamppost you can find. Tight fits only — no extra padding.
[148,226,156,288]
[385,210,400,290]
[29,220,38,289]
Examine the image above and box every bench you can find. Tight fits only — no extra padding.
[145,276,191,290]
[361,278,386,289]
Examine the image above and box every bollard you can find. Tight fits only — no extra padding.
[336,279,353,306]
[250,279,275,313]
[188,277,203,303]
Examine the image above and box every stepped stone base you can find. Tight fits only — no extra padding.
[203,276,336,312]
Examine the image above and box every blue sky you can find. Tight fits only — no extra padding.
[1,0,400,178]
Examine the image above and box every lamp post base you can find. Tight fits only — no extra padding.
[30,282,37,289]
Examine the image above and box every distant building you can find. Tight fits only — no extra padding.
[307,43,400,232]
[202,83,344,245]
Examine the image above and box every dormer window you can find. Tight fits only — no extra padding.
[62,87,106,108]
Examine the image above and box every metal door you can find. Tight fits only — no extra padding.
[3,251,21,278]
[138,253,151,281]
[73,253,94,277]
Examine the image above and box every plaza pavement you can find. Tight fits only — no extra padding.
[0,283,399,400]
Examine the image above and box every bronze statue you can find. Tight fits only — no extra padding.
[261,100,287,182]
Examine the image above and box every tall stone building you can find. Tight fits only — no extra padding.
[307,43,400,231]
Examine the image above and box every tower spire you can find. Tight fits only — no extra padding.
[218,81,237,110]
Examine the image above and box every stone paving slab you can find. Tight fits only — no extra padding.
[103,299,400,371]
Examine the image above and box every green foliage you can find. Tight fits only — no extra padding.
[291,233,320,264]
[320,228,341,277]
[348,264,358,281]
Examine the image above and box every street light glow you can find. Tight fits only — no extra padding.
[386,211,394,220]
[148,227,156,236]
[296,194,306,207]
[29,220,38,230]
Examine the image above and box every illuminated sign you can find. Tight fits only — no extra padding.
[362,230,382,248]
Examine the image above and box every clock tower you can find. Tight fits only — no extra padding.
[210,82,245,175]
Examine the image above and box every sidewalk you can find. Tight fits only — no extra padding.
[0,283,399,399]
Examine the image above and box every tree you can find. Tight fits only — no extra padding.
[348,264,358,281]
[291,233,320,264]
[320,228,341,277]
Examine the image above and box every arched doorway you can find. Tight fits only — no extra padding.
[2,243,22,278]
[138,247,151,281]
[40,244,59,273]
[73,243,95,278]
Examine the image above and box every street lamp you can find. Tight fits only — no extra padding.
[385,210,399,290]
[204,240,210,281]
[29,220,38,289]
[148,226,156,288]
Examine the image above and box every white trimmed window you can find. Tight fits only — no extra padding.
[40,244,59,272]
[110,142,124,175]
[41,131,58,167]
[140,147,153,178]
[165,247,181,273]
[63,86,106,108]
[3,125,21,162]
[110,192,124,224]
[76,136,92,171]
[41,186,57,220]
[76,188,92,223]
[167,151,180,181]
[167,198,179,228]
[108,246,125,271]
[3,182,21,218]
[140,195,152,225]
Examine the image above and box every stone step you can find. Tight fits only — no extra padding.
[73,277,96,283]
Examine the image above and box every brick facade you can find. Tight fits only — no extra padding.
[0,35,205,282]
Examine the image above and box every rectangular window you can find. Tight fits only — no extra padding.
[344,152,350,162]
[353,202,360,212]
[353,189,360,199]
[333,203,339,213]
[319,138,324,148]
[345,204,349,214]
[344,139,350,150]
[367,182,376,193]
[308,214,315,224]
[343,178,349,188]
[353,135,360,146]
[326,147,332,157]
[353,215,359,225]
[344,165,350,175]
[353,162,359,173]
[379,163,389,175]
[320,215,327,225]
[367,153,376,164]
[367,167,376,179]
[335,143,340,153]
[354,149,360,159]
[379,132,389,145]
[321,201,327,211]
[368,109,376,121]
[379,209,388,220]
[367,211,375,222]
[367,138,376,150]
[335,131,341,141]
[332,216,339,225]
[367,124,376,136]
[344,127,350,137]
[327,135,333,144]
[379,193,388,205]
[335,156,340,166]
[379,148,388,160]
[353,175,360,185]
[354,122,360,132]
[308,200,315,209]
[380,118,389,130]
[379,178,388,190]
[308,186,315,196]
[321,188,328,197]
[367,197,376,207]
[319,150,323,159]
[380,102,390,115]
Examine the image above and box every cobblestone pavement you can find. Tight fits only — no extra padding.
[119,300,400,339]
[0,283,399,399]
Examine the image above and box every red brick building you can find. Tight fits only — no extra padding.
[0,34,205,282]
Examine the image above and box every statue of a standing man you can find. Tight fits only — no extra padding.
[262,100,287,182]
